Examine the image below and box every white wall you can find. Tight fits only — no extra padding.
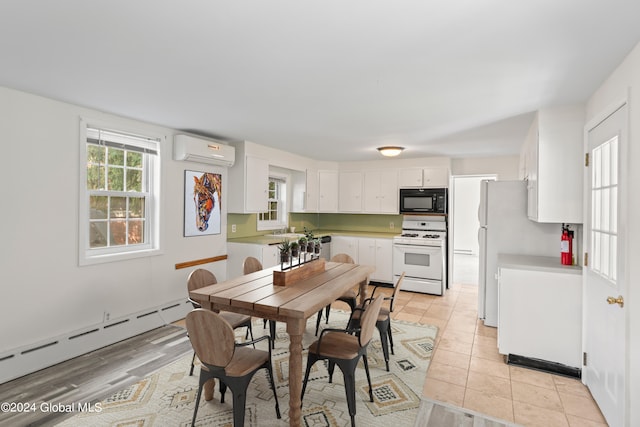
[0,87,229,379]
[451,155,520,179]
[585,41,640,427]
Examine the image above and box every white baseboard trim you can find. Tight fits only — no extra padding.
[0,299,192,384]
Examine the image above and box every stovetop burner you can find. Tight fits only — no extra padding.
[423,234,440,239]
[401,233,419,237]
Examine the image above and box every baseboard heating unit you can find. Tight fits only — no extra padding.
[506,353,581,379]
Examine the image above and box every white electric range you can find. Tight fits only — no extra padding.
[392,215,447,295]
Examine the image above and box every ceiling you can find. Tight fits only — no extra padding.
[2,1,640,161]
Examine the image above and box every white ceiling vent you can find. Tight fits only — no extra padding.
[173,134,235,167]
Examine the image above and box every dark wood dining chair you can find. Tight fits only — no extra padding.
[301,295,384,427]
[186,308,280,427]
[242,256,277,348]
[315,253,358,335]
[347,272,406,371]
[187,268,254,376]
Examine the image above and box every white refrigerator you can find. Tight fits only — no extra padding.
[478,180,559,327]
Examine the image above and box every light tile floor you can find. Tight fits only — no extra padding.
[347,253,608,427]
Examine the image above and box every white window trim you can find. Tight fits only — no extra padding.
[257,172,289,231]
[78,117,163,266]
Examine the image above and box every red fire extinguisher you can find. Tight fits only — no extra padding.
[561,224,573,265]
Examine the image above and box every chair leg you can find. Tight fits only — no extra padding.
[301,353,319,405]
[337,358,360,427]
[189,351,197,376]
[315,309,323,336]
[266,362,281,418]
[247,322,255,348]
[362,353,374,402]
[388,322,395,355]
[263,318,268,329]
[228,378,252,427]
[324,304,331,324]
[192,373,208,427]
[219,380,227,403]
[377,320,390,371]
[328,360,336,383]
[269,321,276,349]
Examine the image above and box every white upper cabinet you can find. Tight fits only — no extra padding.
[363,170,398,213]
[399,167,449,188]
[304,168,319,212]
[318,170,339,212]
[291,168,319,213]
[339,171,363,212]
[423,167,450,188]
[524,105,585,223]
[228,155,269,213]
[398,169,423,187]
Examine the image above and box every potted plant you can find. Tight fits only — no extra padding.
[278,240,291,264]
[313,238,321,254]
[304,227,315,241]
[298,236,307,252]
[306,239,314,253]
[290,241,299,258]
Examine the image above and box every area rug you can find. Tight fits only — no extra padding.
[58,310,437,426]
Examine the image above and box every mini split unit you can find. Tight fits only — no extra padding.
[173,134,236,167]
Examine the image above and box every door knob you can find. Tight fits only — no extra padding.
[606,295,624,308]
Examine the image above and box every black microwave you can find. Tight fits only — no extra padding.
[399,188,447,214]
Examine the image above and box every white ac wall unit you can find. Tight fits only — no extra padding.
[173,134,236,167]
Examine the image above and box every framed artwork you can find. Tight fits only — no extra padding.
[184,170,222,237]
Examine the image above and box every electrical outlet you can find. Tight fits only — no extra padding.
[389,222,394,230]
[231,224,236,233]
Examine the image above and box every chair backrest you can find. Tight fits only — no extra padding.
[389,272,406,312]
[358,295,384,348]
[243,256,263,274]
[330,253,355,264]
[186,308,235,368]
[187,268,217,293]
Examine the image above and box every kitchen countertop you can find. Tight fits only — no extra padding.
[497,254,582,275]
[228,229,399,245]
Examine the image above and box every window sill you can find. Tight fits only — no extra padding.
[79,247,162,266]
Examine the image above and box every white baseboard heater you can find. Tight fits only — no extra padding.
[0,299,192,384]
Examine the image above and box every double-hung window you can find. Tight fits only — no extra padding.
[257,176,287,230]
[79,119,161,265]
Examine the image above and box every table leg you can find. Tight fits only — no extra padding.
[286,319,305,427]
[358,278,369,305]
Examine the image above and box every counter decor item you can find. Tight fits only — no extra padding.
[278,240,291,264]
[290,241,300,258]
[273,258,326,286]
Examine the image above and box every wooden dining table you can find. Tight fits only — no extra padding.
[188,260,374,427]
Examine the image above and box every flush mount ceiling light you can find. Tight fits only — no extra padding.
[377,146,405,157]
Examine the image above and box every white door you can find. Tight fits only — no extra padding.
[584,103,627,427]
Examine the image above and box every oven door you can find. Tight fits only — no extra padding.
[393,242,443,281]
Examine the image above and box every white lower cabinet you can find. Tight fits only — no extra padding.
[229,235,393,284]
[498,262,582,368]
[332,236,393,283]
[330,236,359,263]
[357,238,393,283]
[227,242,280,279]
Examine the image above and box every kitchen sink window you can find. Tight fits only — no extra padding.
[78,118,161,265]
[258,175,288,231]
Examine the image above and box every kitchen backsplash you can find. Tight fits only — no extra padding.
[227,213,402,238]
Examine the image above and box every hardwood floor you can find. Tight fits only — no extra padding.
[0,325,192,426]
